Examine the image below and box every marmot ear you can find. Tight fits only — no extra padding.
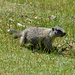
[52,27,54,31]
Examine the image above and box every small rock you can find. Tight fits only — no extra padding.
[9,18,14,23]
[0,20,2,23]
[48,15,57,21]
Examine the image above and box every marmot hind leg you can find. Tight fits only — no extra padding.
[20,31,27,46]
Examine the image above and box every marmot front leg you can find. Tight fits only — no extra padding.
[43,37,52,53]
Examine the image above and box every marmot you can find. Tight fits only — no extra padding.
[8,26,66,52]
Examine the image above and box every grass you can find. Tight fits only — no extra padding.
[0,0,75,75]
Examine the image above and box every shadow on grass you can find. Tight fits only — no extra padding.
[21,45,75,57]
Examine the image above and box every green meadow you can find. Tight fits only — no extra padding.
[0,0,75,75]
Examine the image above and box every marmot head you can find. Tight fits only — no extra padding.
[50,26,66,37]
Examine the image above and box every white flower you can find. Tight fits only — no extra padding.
[34,16,38,19]
[17,23,23,27]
